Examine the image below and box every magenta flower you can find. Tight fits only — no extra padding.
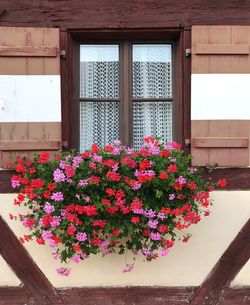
[177,176,187,185]
[169,194,175,201]
[142,247,152,257]
[50,217,60,228]
[53,169,65,183]
[71,255,81,263]
[123,263,134,273]
[44,202,55,214]
[159,248,169,256]
[42,230,53,239]
[147,220,158,229]
[76,232,87,242]
[11,178,20,188]
[150,232,161,241]
[72,156,82,168]
[77,179,88,187]
[51,192,64,202]
[56,267,71,276]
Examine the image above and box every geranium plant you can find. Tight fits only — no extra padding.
[10,137,225,276]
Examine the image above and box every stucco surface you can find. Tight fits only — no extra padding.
[0,191,249,287]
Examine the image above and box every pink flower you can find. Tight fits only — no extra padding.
[53,169,65,183]
[71,255,81,263]
[56,267,71,276]
[44,202,55,214]
[159,248,169,256]
[51,192,64,202]
[123,263,134,273]
[150,232,161,241]
[76,232,87,242]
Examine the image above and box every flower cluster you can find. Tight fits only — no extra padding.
[10,137,224,276]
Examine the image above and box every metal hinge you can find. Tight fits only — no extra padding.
[185,138,191,148]
[60,49,66,59]
[185,48,191,57]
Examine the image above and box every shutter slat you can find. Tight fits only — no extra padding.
[192,137,249,148]
[0,46,59,57]
[0,140,60,151]
[193,43,249,55]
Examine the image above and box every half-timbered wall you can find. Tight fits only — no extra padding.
[0,1,249,305]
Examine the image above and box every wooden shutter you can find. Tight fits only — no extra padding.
[191,26,250,167]
[0,27,61,168]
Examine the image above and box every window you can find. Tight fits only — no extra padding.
[77,40,176,151]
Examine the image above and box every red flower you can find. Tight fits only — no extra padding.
[31,179,44,188]
[139,160,151,170]
[38,152,49,164]
[81,151,90,158]
[158,224,168,233]
[19,237,25,244]
[104,145,113,152]
[65,166,75,177]
[9,213,14,220]
[105,206,119,214]
[73,244,82,252]
[106,171,121,181]
[84,205,98,216]
[91,144,100,154]
[67,225,76,236]
[131,216,140,224]
[88,176,100,184]
[217,179,227,188]
[29,167,36,174]
[93,220,107,228]
[15,165,26,173]
[102,199,111,206]
[36,237,45,245]
[159,172,169,180]
[106,188,116,196]
[167,164,177,173]
[112,229,120,237]
[90,237,102,246]
[160,150,170,157]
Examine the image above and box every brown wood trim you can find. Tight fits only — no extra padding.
[0,170,15,193]
[0,216,62,304]
[0,287,33,305]
[0,46,59,57]
[193,43,249,55]
[192,137,249,148]
[0,287,249,305]
[59,287,195,305]
[0,140,60,151]
[190,218,250,305]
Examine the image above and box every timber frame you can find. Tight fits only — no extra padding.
[0,215,249,305]
[0,1,250,304]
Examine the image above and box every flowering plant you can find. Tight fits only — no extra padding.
[10,137,225,276]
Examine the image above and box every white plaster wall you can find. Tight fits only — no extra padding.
[191,74,250,120]
[0,75,61,122]
[231,258,250,287]
[0,191,249,288]
[0,255,22,286]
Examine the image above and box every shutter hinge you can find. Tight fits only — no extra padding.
[62,141,68,150]
[185,48,191,57]
[60,49,66,59]
[185,138,191,148]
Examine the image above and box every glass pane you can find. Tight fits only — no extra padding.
[80,45,119,99]
[133,101,172,149]
[133,44,172,98]
[80,102,119,151]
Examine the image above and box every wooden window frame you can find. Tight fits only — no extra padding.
[62,29,188,152]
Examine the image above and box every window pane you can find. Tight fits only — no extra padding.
[132,44,171,98]
[80,101,119,151]
[133,101,172,149]
[80,45,119,99]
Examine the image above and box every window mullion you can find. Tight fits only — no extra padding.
[121,40,131,147]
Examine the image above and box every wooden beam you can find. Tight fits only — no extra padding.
[0,287,32,305]
[59,287,195,305]
[0,46,59,57]
[0,140,60,151]
[193,44,249,55]
[190,218,250,305]
[0,216,62,304]
[192,137,249,148]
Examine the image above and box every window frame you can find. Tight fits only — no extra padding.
[64,29,187,152]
